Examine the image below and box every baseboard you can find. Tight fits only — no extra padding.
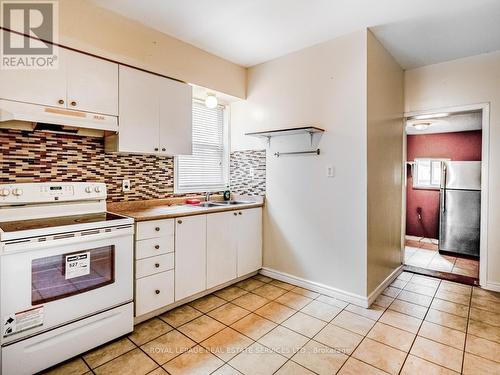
[366,265,404,306]
[483,280,500,292]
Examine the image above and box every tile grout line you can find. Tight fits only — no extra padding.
[460,288,473,374]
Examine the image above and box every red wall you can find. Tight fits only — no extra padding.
[406,130,482,239]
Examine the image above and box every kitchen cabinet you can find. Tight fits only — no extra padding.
[175,215,207,301]
[237,208,263,276]
[0,47,118,115]
[135,270,174,316]
[106,66,192,155]
[206,212,238,289]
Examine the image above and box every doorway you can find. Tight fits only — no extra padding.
[402,104,489,286]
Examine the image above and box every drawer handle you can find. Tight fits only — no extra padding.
[155,289,160,295]
[155,227,160,231]
[154,147,159,152]
[162,148,166,152]
[70,100,77,106]
[155,245,160,249]
[178,219,182,224]
[155,263,160,268]
[58,99,64,105]
[233,212,237,216]
[238,212,242,215]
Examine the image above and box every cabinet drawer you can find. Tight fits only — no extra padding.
[136,219,174,240]
[136,253,174,279]
[136,236,174,259]
[135,270,174,316]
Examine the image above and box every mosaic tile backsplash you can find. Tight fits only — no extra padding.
[0,129,266,201]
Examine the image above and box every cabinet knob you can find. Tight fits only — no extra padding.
[58,99,64,105]
[178,219,182,224]
[233,212,237,216]
[155,227,160,231]
[70,101,77,106]
[238,212,242,215]
[162,148,166,152]
[155,263,160,268]
[155,289,160,295]
[155,245,160,250]
[154,147,159,151]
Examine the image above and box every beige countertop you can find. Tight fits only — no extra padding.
[108,196,264,222]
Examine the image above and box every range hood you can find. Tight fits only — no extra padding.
[0,99,118,133]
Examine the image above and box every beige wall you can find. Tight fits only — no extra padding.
[58,0,246,98]
[231,30,369,296]
[366,32,404,294]
[405,51,500,288]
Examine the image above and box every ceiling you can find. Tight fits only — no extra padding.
[92,0,500,69]
[406,112,482,135]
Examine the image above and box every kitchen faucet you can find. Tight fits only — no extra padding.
[205,192,211,202]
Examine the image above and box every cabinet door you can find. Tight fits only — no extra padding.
[135,270,174,316]
[175,215,207,301]
[159,78,192,155]
[118,66,160,154]
[206,212,237,289]
[66,50,118,115]
[0,45,67,108]
[237,208,263,277]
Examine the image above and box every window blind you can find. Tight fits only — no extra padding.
[176,101,228,192]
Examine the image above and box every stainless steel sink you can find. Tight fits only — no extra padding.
[197,202,219,207]
[213,200,253,206]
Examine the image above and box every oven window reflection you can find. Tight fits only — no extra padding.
[32,246,115,305]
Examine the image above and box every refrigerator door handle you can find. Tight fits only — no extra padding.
[442,164,447,212]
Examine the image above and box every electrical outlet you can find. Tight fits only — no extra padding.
[122,179,131,192]
[326,165,335,178]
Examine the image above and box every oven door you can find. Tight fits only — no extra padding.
[0,225,133,345]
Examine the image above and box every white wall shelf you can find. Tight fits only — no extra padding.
[245,126,324,150]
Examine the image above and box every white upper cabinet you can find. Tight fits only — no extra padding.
[0,48,118,115]
[66,50,118,115]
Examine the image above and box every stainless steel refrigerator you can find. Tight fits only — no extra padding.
[439,161,481,257]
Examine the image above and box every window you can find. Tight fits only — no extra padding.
[175,100,229,193]
[412,158,447,189]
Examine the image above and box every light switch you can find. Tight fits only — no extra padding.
[326,165,335,178]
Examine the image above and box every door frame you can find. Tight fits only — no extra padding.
[402,102,490,288]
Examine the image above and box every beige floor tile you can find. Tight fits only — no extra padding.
[163,345,224,375]
[160,305,203,327]
[397,272,413,281]
[301,300,342,322]
[211,364,244,375]
[468,320,500,343]
[141,330,196,364]
[345,303,384,321]
[338,357,390,375]
[382,286,402,298]
[379,310,422,334]
[373,294,394,308]
[93,348,157,375]
[229,342,288,375]
[236,278,265,291]
[254,301,296,323]
[410,336,463,372]
[201,327,253,361]
[208,303,251,325]
[434,289,470,306]
[259,326,309,358]
[231,313,277,340]
[189,294,226,313]
[390,279,408,289]
[214,286,248,301]
[274,361,315,374]
[425,309,467,332]
[83,337,135,369]
[452,266,478,277]
[401,354,459,375]
[430,298,469,318]
[397,290,432,307]
[332,310,375,335]
[232,293,269,311]
[439,281,472,296]
[313,323,363,355]
[465,334,500,363]
[352,338,406,374]
[471,295,500,313]
[473,287,500,303]
[469,307,500,327]
[282,311,327,338]
[411,274,441,288]
[316,294,349,309]
[178,315,226,343]
[269,279,295,291]
[291,286,320,299]
[388,299,428,319]
[454,258,479,271]
[253,274,273,283]
[292,340,348,375]
[418,321,465,350]
[146,368,168,375]
[276,292,313,310]
[428,256,455,272]
[367,322,415,352]
[463,353,500,375]
[404,282,437,297]
[42,357,90,375]
[252,284,288,300]
[128,318,173,346]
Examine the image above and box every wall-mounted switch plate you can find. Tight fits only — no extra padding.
[326,165,335,178]
[122,179,131,192]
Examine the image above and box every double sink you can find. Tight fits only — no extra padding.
[197,200,253,208]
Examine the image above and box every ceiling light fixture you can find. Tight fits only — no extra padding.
[412,112,450,120]
[412,122,432,131]
[205,94,218,109]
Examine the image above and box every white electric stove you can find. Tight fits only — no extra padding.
[0,182,134,375]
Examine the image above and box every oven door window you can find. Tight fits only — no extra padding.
[32,246,115,305]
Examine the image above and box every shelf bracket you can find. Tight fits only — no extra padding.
[307,131,314,146]
[266,136,271,148]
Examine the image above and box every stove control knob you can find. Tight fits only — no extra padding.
[0,188,10,197]
[94,186,101,193]
[85,186,93,193]
[12,188,23,196]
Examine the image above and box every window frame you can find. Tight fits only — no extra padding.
[174,100,230,194]
[412,158,449,190]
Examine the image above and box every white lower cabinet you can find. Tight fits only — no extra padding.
[237,208,263,276]
[175,215,207,301]
[135,270,174,316]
